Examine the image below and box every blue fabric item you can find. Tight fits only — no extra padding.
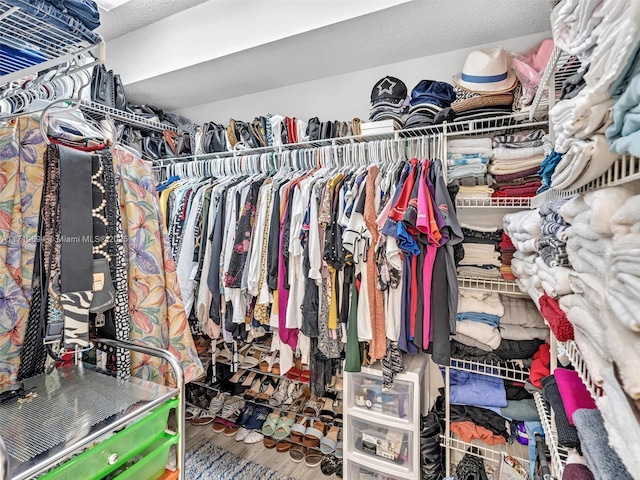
[538,149,563,188]
[59,0,100,30]
[461,72,508,83]
[0,44,48,74]
[3,0,101,42]
[157,175,180,192]
[446,163,488,182]
[399,254,418,354]
[446,153,490,166]
[610,43,640,99]
[606,72,640,157]
[245,407,271,430]
[410,80,456,108]
[456,312,500,327]
[396,222,420,255]
[525,422,544,480]
[444,368,508,409]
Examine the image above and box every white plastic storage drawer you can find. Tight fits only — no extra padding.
[348,417,413,473]
[346,459,409,480]
[347,372,414,424]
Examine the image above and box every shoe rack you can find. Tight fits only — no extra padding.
[343,355,428,480]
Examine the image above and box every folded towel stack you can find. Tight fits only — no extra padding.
[489,130,547,195]
[457,185,494,199]
[549,0,640,193]
[447,138,492,184]
[458,227,503,279]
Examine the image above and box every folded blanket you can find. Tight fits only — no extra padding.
[597,366,640,476]
[488,156,545,175]
[452,332,494,352]
[500,324,549,341]
[450,421,506,445]
[447,146,493,156]
[559,195,589,224]
[499,399,539,422]
[457,185,494,198]
[447,153,490,166]
[450,404,509,439]
[573,409,633,480]
[462,227,503,240]
[512,256,539,277]
[456,319,501,349]
[449,137,492,149]
[447,163,488,182]
[447,368,508,408]
[567,272,605,309]
[607,72,640,156]
[491,175,543,188]
[561,295,609,360]
[459,258,502,268]
[456,312,501,328]
[538,150,564,189]
[551,134,619,191]
[461,243,501,255]
[492,182,542,198]
[492,129,546,148]
[552,0,603,61]
[611,194,640,237]
[458,291,504,317]
[550,90,614,153]
[503,209,542,237]
[555,368,597,425]
[492,166,541,183]
[538,294,574,341]
[566,240,606,276]
[494,338,544,360]
[492,146,545,160]
[535,257,573,297]
[584,185,640,237]
[602,307,640,399]
[541,375,581,448]
[500,295,545,327]
[606,275,640,332]
[573,330,608,388]
[457,265,502,279]
[450,339,503,363]
[539,198,571,217]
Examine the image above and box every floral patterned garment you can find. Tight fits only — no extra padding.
[112,147,203,386]
[0,116,45,387]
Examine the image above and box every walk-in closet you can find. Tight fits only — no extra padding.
[0,1,639,479]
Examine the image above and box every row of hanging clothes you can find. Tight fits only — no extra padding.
[0,78,204,390]
[157,136,464,390]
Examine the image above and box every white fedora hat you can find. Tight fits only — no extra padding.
[454,47,517,94]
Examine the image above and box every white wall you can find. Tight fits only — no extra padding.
[175,31,550,125]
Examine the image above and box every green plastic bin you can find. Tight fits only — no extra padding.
[113,433,179,480]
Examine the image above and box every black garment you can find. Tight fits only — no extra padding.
[430,247,451,365]
[494,339,544,360]
[282,187,296,290]
[450,403,509,439]
[208,191,226,326]
[505,380,534,400]
[301,241,319,338]
[450,340,503,364]
[542,375,581,448]
[266,187,281,291]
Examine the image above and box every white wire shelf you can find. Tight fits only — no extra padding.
[575,153,640,193]
[0,2,105,85]
[559,340,604,402]
[79,100,178,133]
[530,188,576,209]
[529,47,582,121]
[457,276,527,296]
[455,197,532,208]
[534,392,570,478]
[153,114,547,165]
[440,434,530,467]
[449,358,530,383]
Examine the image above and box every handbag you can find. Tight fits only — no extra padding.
[142,133,165,160]
[163,130,191,156]
[202,122,227,153]
[113,74,126,111]
[307,117,321,141]
[90,65,114,108]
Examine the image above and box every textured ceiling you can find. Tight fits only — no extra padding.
[97,0,208,41]
[120,0,552,111]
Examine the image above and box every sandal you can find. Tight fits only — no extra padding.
[269,378,290,407]
[185,405,200,422]
[220,397,244,420]
[263,436,277,449]
[303,397,325,417]
[240,348,262,369]
[245,406,271,431]
[290,416,308,444]
[320,426,340,454]
[256,377,277,401]
[305,448,323,468]
[212,417,233,433]
[273,411,297,440]
[318,397,335,422]
[300,368,310,383]
[289,444,306,463]
[290,386,311,413]
[334,403,344,426]
[261,409,282,437]
[276,440,292,452]
[244,375,265,399]
[258,352,272,373]
[217,343,235,364]
[302,420,326,448]
[271,353,281,375]
[335,458,343,478]
[321,454,338,476]
[282,383,300,407]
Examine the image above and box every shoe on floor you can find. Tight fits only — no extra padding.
[235,426,249,442]
[243,430,264,444]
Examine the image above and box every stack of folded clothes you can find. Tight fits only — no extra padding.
[499,232,516,281]
[368,76,409,128]
[607,72,640,157]
[499,295,548,344]
[454,290,504,351]
[405,80,456,128]
[451,85,515,123]
[503,209,543,300]
[458,228,502,279]
[446,137,492,183]
[457,185,494,199]
[490,129,547,197]
[536,198,572,269]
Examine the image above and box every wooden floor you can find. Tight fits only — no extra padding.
[185,423,338,480]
